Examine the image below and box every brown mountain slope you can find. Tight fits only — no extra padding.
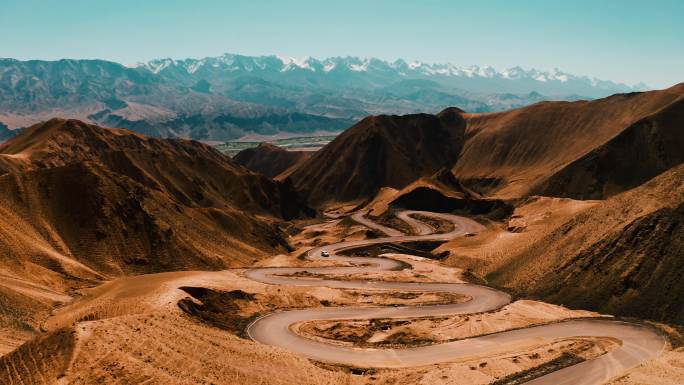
[362,168,511,218]
[0,118,309,219]
[0,118,310,302]
[233,143,310,179]
[288,85,683,207]
[453,83,684,198]
[487,164,684,323]
[532,94,684,198]
[0,161,290,279]
[289,107,466,206]
[0,119,312,353]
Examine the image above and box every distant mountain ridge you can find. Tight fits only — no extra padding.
[0,54,649,140]
[138,53,645,97]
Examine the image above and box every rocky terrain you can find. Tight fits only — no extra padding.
[0,82,683,385]
[488,164,684,324]
[454,84,684,199]
[245,84,684,330]
[0,119,312,357]
[289,107,466,205]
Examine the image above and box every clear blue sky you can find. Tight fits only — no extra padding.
[1,0,682,88]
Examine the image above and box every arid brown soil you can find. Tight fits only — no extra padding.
[0,119,312,359]
[410,213,455,234]
[453,83,684,199]
[0,328,76,383]
[437,165,684,328]
[0,118,311,219]
[296,300,602,348]
[1,84,684,385]
[0,256,624,385]
[439,196,596,278]
[485,164,684,324]
[288,216,372,254]
[287,85,684,206]
[532,94,684,199]
[490,352,585,385]
[289,108,466,206]
[177,287,259,338]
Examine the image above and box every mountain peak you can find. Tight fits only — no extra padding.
[0,56,655,142]
[133,53,642,94]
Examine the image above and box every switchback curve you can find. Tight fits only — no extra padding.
[245,211,665,385]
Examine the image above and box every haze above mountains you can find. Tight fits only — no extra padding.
[0,53,648,141]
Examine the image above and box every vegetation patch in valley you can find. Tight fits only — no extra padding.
[215,135,337,156]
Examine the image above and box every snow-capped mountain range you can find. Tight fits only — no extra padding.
[137,53,647,96]
[0,54,652,141]
[141,54,573,82]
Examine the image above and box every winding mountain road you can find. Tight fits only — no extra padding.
[245,211,665,384]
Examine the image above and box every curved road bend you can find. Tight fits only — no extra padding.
[245,210,665,385]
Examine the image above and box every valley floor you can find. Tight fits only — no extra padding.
[2,208,683,385]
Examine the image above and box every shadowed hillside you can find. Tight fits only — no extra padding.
[488,164,684,323]
[453,83,684,199]
[287,85,684,208]
[532,94,684,199]
[0,119,310,289]
[233,143,310,179]
[289,107,466,206]
[0,118,315,357]
[0,119,309,218]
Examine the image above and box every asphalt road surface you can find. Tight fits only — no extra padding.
[245,211,665,385]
